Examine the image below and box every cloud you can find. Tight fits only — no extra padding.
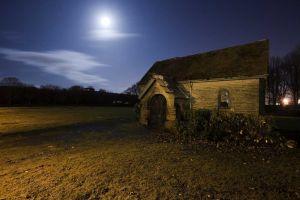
[88,29,140,41]
[0,48,108,84]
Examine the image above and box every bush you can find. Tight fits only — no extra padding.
[175,109,211,142]
[175,110,286,146]
[194,109,211,133]
[207,111,231,141]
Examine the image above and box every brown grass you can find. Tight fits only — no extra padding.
[0,106,132,134]
[0,107,299,199]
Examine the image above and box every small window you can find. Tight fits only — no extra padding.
[218,89,230,109]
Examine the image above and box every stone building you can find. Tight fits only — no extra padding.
[137,40,269,129]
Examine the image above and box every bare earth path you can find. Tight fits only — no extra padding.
[0,107,299,199]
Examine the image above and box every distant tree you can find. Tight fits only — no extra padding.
[99,88,108,93]
[285,46,300,105]
[23,86,37,105]
[40,84,61,90]
[0,78,138,106]
[84,86,95,92]
[69,85,84,91]
[0,77,24,87]
[267,57,289,105]
[124,82,138,95]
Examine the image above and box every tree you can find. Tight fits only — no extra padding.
[40,84,61,90]
[124,82,138,95]
[69,85,84,91]
[267,57,288,105]
[99,88,108,93]
[285,46,300,105]
[0,77,24,86]
[0,78,138,106]
[85,86,95,92]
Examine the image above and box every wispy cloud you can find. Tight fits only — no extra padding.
[88,29,140,41]
[0,48,108,84]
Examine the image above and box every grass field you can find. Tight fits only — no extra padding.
[0,107,299,199]
[0,107,133,134]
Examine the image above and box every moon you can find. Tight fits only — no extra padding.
[99,16,112,29]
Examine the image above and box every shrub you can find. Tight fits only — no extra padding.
[175,109,211,142]
[175,110,285,146]
[175,120,195,142]
[194,109,211,133]
[207,111,231,141]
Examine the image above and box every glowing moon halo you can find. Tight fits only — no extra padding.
[98,16,112,29]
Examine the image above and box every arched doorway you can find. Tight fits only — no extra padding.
[149,94,167,128]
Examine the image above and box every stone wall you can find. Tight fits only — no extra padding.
[179,78,265,115]
[139,81,176,130]
[138,77,265,130]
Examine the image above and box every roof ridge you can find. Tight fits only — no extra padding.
[139,39,269,85]
[157,39,269,63]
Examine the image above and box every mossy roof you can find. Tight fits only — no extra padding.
[139,40,269,85]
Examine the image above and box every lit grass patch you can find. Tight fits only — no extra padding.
[0,106,134,134]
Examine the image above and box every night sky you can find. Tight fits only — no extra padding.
[0,0,299,92]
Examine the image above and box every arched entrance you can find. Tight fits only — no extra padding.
[149,94,167,128]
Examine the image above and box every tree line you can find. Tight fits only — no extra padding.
[0,77,137,106]
[266,45,300,106]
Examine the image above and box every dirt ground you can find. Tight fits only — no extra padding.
[0,107,299,199]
